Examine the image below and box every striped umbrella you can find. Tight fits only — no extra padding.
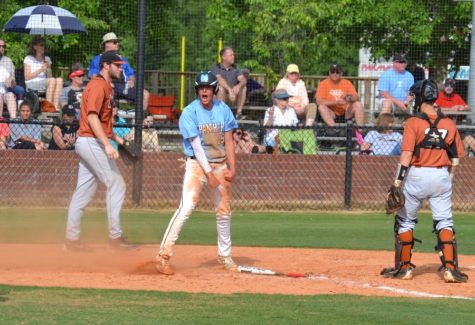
[3,5,86,35]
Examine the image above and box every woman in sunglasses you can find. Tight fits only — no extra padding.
[24,36,63,110]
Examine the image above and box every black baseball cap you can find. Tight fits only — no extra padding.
[444,78,456,87]
[393,53,407,63]
[329,63,343,73]
[100,50,125,66]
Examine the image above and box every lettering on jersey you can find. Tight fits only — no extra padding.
[424,127,448,141]
[198,122,224,135]
[330,89,344,100]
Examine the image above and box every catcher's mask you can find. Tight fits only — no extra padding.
[409,79,438,112]
[195,71,219,95]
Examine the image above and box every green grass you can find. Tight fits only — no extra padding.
[0,285,474,324]
[1,208,475,254]
[1,208,475,324]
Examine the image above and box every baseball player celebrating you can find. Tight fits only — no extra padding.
[64,51,135,251]
[155,71,238,275]
[381,79,468,283]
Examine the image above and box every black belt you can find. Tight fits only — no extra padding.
[186,156,196,160]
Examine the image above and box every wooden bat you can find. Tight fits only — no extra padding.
[238,265,307,278]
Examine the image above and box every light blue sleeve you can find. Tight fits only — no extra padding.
[88,55,100,78]
[179,107,199,140]
[377,72,389,93]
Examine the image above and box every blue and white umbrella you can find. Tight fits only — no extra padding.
[3,5,86,35]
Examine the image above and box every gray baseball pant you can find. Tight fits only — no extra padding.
[66,136,126,241]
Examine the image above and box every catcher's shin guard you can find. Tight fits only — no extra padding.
[381,216,420,279]
[434,226,468,283]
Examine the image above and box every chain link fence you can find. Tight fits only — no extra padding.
[2,118,475,211]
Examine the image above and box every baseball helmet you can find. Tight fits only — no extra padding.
[409,79,438,112]
[194,71,219,95]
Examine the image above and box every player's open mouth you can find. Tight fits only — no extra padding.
[202,94,209,100]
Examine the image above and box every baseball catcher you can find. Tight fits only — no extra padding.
[381,79,468,283]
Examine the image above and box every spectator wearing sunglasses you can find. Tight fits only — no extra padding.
[316,63,364,127]
[378,53,414,114]
[435,78,469,112]
[24,36,63,110]
[88,32,150,111]
[60,63,86,117]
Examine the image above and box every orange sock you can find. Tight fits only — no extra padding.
[439,229,455,270]
[399,230,413,269]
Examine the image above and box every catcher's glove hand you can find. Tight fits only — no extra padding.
[118,139,142,165]
[385,185,405,214]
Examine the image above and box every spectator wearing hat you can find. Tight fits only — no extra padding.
[60,63,86,116]
[378,53,414,114]
[263,89,299,150]
[316,64,364,127]
[23,36,63,110]
[276,64,317,126]
[48,106,78,150]
[0,38,24,118]
[211,46,247,120]
[88,32,150,111]
[435,78,469,111]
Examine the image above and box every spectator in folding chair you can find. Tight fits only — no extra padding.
[377,53,414,114]
[23,36,63,110]
[125,114,160,153]
[263,89,299,152]
[276,64,317,126]
[0,116,8,150]
[360,113,402,156]
[60,63,86,117]
[7,101,45,150]
[435,78,469,112]
[88,32,150,111]
[48,106,78,150]
[316,63,364,128]
[0,39,25,118]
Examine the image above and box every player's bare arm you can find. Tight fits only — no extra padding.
[223,131,236,182]
[87,113,119,160]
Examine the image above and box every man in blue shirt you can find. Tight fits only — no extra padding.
[378,53,414,114]
[88,32,150,111]
[155,71,238,275]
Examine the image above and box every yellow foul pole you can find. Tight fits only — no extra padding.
[218,37,222,63]
[180,36,186,110]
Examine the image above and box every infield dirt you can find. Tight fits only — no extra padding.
[0,244,474,299]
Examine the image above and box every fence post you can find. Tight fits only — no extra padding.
[344,120,353,209]
[132,0,146,206]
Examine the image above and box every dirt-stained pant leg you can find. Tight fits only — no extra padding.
[210,162,233,257]
[159,159,205,257]
[66,137,126,240]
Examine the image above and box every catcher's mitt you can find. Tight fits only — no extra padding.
[385,185,405,214]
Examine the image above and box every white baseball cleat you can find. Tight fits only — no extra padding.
[218,256,238,271]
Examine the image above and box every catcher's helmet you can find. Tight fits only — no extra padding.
[409,79,438,112]
[195,71,219,95]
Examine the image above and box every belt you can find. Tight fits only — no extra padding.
[414,166,444,169]
[186,156,196,160]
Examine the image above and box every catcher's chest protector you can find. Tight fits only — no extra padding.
[414,113,447,157]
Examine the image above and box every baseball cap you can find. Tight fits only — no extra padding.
[101,32,120,45]
[393,53,407,63]
[68,62,85,79]
[329,63,343,73]
[444,78,456,87]
[286,64,300,74]
[62,107,76,117]
[273,88,292,100]
[100,50,125,66]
